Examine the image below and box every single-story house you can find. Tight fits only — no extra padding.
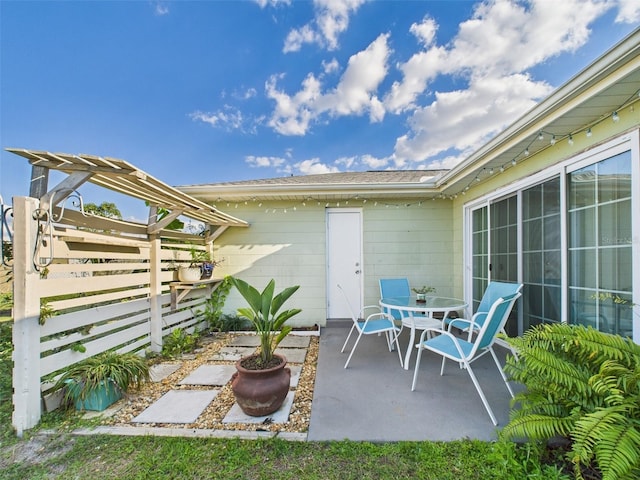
[180,28,640,344]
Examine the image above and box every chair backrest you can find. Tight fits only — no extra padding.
[379,278,410,320]
[476,282,523,314]
[337,284,359,324]
[472,292,522,355]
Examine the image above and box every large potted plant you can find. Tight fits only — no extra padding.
[229,277,302,416]
[54,351,150,411]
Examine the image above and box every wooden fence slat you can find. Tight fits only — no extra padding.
[41,322,151,377]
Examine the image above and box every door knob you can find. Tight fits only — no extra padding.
[355,270,361,274]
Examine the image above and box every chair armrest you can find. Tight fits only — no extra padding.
[360,305,383,317]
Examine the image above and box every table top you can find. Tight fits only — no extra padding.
[380,296,467,312]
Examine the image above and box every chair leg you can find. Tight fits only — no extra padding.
[489,347,515,398]
[344,331,364,368]
[392,330,403,368]
[464,361,498,426]
[411,345,424,391]
[340,325,357,353]
[440,356,447,375]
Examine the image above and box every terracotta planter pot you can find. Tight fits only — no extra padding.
[231,353,291,417]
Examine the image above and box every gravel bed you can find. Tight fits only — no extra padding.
[105,333,319,434]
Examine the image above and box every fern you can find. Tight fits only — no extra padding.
[502,323,640,480]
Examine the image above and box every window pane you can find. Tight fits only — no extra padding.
[570,207,595,248]
[597,151,631,203]
[599,246,632,291]
[570,166,596,208]
[570,249,597,288]
[599,200,632,247]
[544,214,560,250]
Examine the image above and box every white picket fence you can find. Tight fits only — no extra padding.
[12,197,217,435]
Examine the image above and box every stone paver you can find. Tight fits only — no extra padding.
[279,335,311,348]
[149,363,181,382]
[228,335,260,347]
[209,346,256,361]
[222,391,295,425]
[289,365,302,388]
[275,347,307,364]
[132,390,219,424]
[178,365,236,386]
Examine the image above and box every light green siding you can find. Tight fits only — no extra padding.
[215,200,454,327]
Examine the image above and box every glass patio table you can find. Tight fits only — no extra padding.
[379,296,468,369]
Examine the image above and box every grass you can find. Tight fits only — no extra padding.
[0,320,570,480]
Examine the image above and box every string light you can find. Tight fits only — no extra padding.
[219,87,639,208]
[454,87,639,195]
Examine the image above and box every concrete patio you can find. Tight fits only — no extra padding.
[77,323,521,442]
[308,322,521,442]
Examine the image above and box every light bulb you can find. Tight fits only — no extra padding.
[512,159,517,166]
[568,135,574,146]
[612,111,619,122]
[524,148,529,156]
[550,135,556,145]
[538,132,544,141]
[586,128,592,137]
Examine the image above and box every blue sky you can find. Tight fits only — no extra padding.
[1,0,638,221]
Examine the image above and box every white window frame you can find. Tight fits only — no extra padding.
[463,129,639,342]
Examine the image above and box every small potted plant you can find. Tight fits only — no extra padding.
[229,277,302,416]
[54,351,150,411]
[178,247,223,282]
[412,285,436,303]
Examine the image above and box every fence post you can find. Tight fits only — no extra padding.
[149,234,163,353]
[12,197,42,436]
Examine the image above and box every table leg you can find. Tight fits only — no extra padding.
[403,314,415,370]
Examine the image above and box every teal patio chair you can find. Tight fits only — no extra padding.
[447,281,522,355]
[411,291,521,425]
[338,284,403,369]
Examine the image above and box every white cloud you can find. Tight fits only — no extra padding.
[189,106,245,132]
[267,34,390,135]
[615,0,640,22]
[245,155,286,168]
[360,154,390,169]
[395,74,551,163]
[387,0,614,165]
[322,58,340,75]
[254,0,292,8]
[295,158,340,174]
[409,16,438,48]
[152,2,169,16]
[283,0,367,52]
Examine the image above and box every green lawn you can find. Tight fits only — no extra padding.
[0,321,570,480]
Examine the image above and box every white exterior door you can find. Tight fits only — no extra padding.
[326,208,363,319]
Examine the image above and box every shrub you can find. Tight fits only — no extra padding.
[502,323,640,480]
[161,328,199,358]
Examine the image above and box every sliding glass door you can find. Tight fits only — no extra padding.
[568,150,633,337]
[467,134,635,339]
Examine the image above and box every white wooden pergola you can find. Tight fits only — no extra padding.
[5,148,248,436]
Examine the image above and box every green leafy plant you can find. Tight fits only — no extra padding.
[161,328,199,358]
[54,351,150,403]
[199,276,233,331]
[39,301,56,325]
[412,286,436,295]
[230,277,301,367]
[501,323,640,480]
